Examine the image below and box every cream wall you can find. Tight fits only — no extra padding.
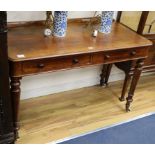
[7,11,124,100]
[7,11,118,21]
[7,11,96,22]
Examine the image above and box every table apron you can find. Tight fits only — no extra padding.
[9,48,148,77]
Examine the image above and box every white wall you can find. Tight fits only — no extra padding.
[7,11,118,21]
[8,11,124,100]
[7,11,96,22]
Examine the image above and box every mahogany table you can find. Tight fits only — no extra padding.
[8,21,152,140]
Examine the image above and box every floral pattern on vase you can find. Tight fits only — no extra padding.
[99,11,114,34]
[53,11,68,37]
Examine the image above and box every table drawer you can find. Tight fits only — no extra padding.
[22,54,92,75]
[92,48,147,64]
[71,54,91,67]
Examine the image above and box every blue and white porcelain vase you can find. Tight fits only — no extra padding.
[53,11,68,37]
[99,11,114,34]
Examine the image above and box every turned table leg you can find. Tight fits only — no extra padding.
[100,64,107,86]
[100,64,112,87]
[119,71,132,102]
[10,77,22,140]
[125,59,144,112]
[105,64,113,85]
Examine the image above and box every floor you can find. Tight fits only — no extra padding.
[16,74,155,144]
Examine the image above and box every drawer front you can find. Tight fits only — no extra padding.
[92,48,147,64]
[22,54,92,75]
[71,54,91,67]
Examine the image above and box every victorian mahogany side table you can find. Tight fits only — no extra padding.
[8,21,152,140]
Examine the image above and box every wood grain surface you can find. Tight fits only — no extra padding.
[8,22,152,61]
[16,74,155,144]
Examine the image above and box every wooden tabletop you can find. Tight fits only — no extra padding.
[8,22,152,62]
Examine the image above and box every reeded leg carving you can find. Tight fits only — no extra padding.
[105,64,113,85]
[119,72,132,101]
[100,64,107,87]
[100,64,112,87]
[125,59,144,112]
[10,77,22,140]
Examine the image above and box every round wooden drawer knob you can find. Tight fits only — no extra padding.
[105,54,110,59]
[72,58,79,64]
[130,51,136,56]
[37,63,45,68]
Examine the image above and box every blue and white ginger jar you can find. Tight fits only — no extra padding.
[99,11,114,34]
[53,11,68,37]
